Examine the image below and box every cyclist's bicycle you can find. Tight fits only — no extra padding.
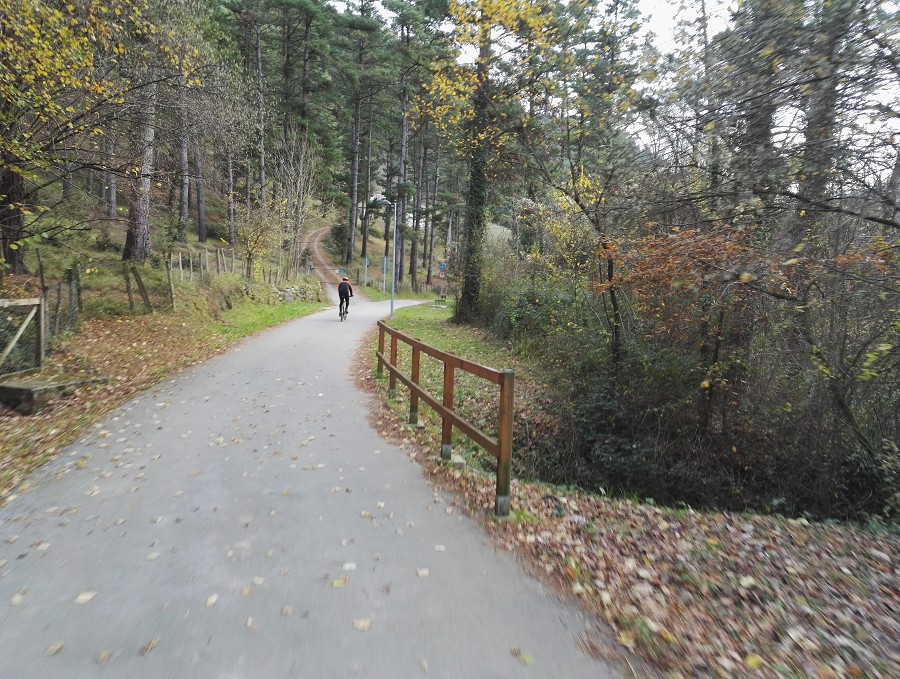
[339,302,348,321]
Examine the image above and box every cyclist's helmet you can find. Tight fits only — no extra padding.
[342,277,349,281]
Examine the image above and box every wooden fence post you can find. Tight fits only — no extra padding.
[441,363,454,460]
[130,265,153,312]
[36,249,49,356]
[388,334,398,397]
[495,370,514,517]
[66,268,77,319]
[376,325,385,379]
[166,257,176,311]
[74,263,83,312]
[53,283,63,333]
[36,298,45,367]
[409,346,420,425]
[122,263,135,311]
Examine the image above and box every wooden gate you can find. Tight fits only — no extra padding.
[0,298,45,377]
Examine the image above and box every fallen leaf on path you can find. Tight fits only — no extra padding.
[74,591,96,604]
[140,638,159,655]
[44,642,64,656]
[511,647,534,665]
[352,618,371,631]
[205,594,218,607]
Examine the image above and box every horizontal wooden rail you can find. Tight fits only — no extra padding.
[376,321,514,516]
[0,298,42,307]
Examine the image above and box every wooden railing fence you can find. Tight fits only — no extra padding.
[375,321,514,516]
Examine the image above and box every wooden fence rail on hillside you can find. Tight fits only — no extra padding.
[375,321,514,517]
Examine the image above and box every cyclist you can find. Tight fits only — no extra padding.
[338,276,353,317]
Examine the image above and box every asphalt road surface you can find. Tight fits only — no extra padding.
[0,297,620,679]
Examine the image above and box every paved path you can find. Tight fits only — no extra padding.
[0,298,620,678]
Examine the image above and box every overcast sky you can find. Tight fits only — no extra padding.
[639,0,734,53]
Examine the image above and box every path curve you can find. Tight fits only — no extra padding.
[0,302,620,678]
[303,227,343,306]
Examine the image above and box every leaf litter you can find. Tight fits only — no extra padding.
[461,472,900,678]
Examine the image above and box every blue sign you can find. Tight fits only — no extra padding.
[438,261,446,271]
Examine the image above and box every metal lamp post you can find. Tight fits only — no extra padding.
[374,198,397,318]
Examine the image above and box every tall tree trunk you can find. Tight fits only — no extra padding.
[0,168,27,274]
[282,7,294,141]
[256,29,267,204]
[62,162,73,201]
[345,92,362,264]
[107,169,117,222]
[227,148,236,244]
[194,134,207,242]
[790,0,855,247]
[360,112,373,262]
[177,105,190,243]
[123,78,157,263]
[105,132,118,223]
[456,18,491,322]
[300,15,313,123]
[882,148,900,224]
[397,78,409,284]
[409,121,427,292]
[732,0,783,224]
[426,142,441,286]
[245,158,252,208]
[98,136,117,244]
[384,139,394,259]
